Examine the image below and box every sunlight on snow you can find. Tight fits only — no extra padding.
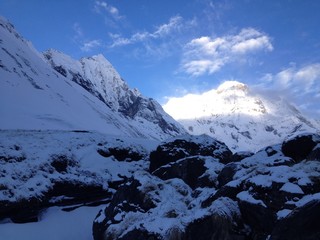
[163,81,269,120]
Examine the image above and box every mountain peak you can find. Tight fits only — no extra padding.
[163,81,320,152]
[216,81,248,94]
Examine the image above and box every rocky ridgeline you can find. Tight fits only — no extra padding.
[93,133,320,240]
[0,131,320,239]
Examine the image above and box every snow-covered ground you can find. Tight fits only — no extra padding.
[0,205,104,240]
[0,130,158,202]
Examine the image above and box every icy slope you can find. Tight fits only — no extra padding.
[163,81,320,152]
[0,16,185,140]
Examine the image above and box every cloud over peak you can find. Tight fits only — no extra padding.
[181,28,273,76]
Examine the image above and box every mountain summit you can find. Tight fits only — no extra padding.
[0,16,185,140]
[163,81,320,152]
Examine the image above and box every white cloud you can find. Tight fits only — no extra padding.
[94,1,123,20]
[80,40,101,52]
[272,63,320,93]
[72,23,102,52]
[181,28,273,76]
[109,15,194,48]
[73,23,83,39]
[152,16,184,38]
[259,63,320,117]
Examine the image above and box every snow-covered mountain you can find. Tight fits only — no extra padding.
[0,16,185,140]
[163,81,320,152]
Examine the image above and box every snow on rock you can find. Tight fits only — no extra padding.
[237,191,267,207]
[280,182,304,194]
[0,129,157,223]
[93,133,320,240]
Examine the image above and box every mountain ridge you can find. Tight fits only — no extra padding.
[0,16,186,140]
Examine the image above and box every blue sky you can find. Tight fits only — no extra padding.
[1,0,320,117]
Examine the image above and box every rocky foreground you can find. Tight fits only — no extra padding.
[0,130,320,240]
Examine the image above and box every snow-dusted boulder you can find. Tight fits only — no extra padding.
[149,135,233,172]
[153,156,224,189]
[92,133,320,239]
[92,172,247,240]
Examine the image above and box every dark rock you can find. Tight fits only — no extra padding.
[47,181,112,206]
[92,179,156,240]
[50,154,78,173]
[306,145,320,161]
[185,198,246,240]
[97,147,144,161]
[153,157,208,189]
[231,151,254,162]
[53,65,67,77]
[0,198,42,223]
[184,214,246,240]
[282,134,318,162]
[202,185,241,208]
[118,228,162,240]
[238,198,276,238]
[270,200,320,240]
[218,162,240,188]
[265,146,278,157]
[0,181,112,223]
[149,137,232,172]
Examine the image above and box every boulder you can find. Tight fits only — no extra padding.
[184,214,246,240]
[92,178,156,240]
[97,147,144,162]
[270,200,320,240]
[231,151,254,162]
[218,162,240,188]
[153,157,211,189]
[185,197,246,240]
[149,136,232,172]
[237,196,275,239]
[282,134,319,162]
